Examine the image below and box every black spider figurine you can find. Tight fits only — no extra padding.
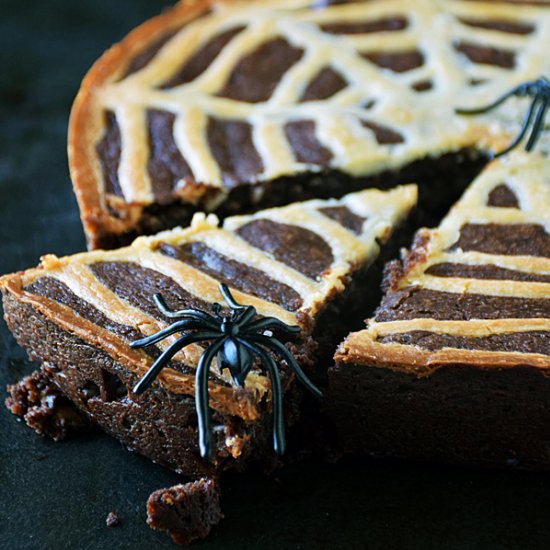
[456,76,550,157]
[130,283,321,459]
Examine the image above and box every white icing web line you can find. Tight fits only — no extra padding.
[98,0,550,203]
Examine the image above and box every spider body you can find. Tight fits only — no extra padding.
[456,76,550,157]
[130,284,321,459]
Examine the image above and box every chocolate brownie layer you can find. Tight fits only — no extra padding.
[454,41,516,68]
[89,261,215,321]
[284,120,333,167]
[320,16,408,35]
[377,330,549,354]
[374,288,549,322]
[26,275,202,378]
[207,118,264,186]
[28,276,143,341]
[3,294,269,476]
[159,242,303,310]
[123,30,180,79]
[147,110,195,204]
[424,262,550,283]
[318,206,366,235]
[161,26,245,89]
[217,37,304,103]
[449,223,550,257]
[487,184,519,208]
[96,111,122,197]
[235,220,334,280]
[300,67,347,102]
[327,362,550,469]
[361,50,425,73]
[458,17,535,35]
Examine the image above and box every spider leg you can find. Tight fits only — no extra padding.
[218,283,246,310]
[211,302,222,318]
[195,338,227,459]
[132,331,219,395]
[495,94,542,157]
[238,338,285,455]
[130,320,212,348]
[235,306,257,326]
[153,294,219,327]
[241,316,301,336]
[525,94,548,152]
[171,312,218,330]
[249,335,322,398]
[455,86,522,115]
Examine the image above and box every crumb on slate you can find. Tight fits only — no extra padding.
[5,368,90,441]
[106,512,121,528]
[146,478,223,546]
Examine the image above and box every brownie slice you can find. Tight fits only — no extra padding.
[1,186,416,477]
[327,152,550,469]
[69,0,550,248]
[147,478,222,546]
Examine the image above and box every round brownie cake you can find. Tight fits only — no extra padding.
[2,1,550,544]
[69,0,550,248]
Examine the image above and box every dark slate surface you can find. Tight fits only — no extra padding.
[1,1,550,549]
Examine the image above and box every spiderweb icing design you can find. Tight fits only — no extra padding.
[89,0,550,207]
[341,151,550,372]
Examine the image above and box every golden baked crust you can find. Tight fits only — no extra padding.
[1,185,417,421]
[337,152,550,375]
[69,0,213,248]
[69,0,550,248]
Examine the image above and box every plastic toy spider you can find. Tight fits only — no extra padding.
[130,283,321,459]
[456,76,550,157]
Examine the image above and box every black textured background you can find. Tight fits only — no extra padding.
[1,1,550,549]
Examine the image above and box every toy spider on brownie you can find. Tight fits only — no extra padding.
[131,284,322,459]
[457,76,550,157]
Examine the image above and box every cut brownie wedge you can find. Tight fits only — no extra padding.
[328,152,550,468]
[1,186,416,477]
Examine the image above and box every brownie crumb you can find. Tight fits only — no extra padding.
[402,229,431,273]
[5,369,90,441]
[381,259,404,293]
[146,478,223,546]
[106,512,121,528]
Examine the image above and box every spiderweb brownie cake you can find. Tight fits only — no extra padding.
[69,0,550,248]
[328,152,550,468]
[1,185,416,476]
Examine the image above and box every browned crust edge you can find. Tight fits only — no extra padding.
[68,0,219,250]
[334,332,550,377]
